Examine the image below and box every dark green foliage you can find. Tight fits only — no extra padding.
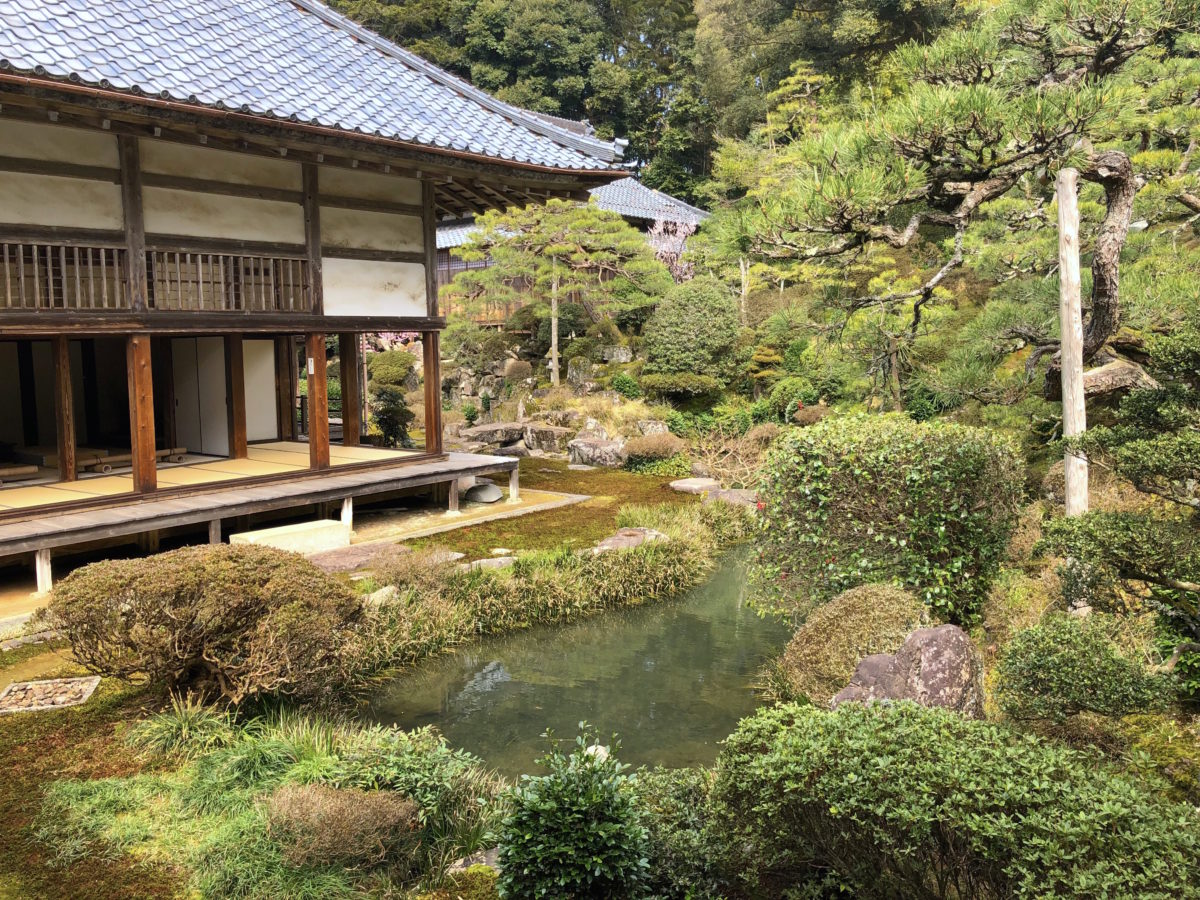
[461,402,480,426]
[639,372,723,402]
[370,383,414,448]
[47,545,361,704]
[497,729,649,899]
[996,614,1169,723]
[713,702,1200,899]
[642,277,741,383]
[755,414,1023,622]
[611,371,642,399]
[629,767,725,900]
[444,319,513,373]
[366,349,417,387]
[765,375,818,421]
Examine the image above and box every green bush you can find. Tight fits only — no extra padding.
[766,376,818,421]
[713,703,1200,898]
[611,371,642,399]
[996,614,1169,723]
[47,545,361,704]
[643,276,740,383]
[777,584,927,705]
[755,414,1023,623]
[367,349,417,387]
[639,372,723,402]
[497,730,649,899]
[445,319,513,372]
[630,767,725,900]
[370,383,414,447]
[462,402,480,426]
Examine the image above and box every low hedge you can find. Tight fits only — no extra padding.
[713,702,1200,898]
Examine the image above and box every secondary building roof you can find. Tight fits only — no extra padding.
[0,0,625,174]
[436,177,709,249]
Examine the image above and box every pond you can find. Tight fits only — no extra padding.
[365,552,791,778]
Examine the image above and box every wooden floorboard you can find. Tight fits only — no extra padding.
[0,453,518,558]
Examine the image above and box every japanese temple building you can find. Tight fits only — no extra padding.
[0,0,625,588]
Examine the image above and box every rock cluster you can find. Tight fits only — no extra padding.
[0,676,101,714]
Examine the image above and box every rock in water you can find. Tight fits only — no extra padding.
[463,482,504,503]
[832,624,984,718]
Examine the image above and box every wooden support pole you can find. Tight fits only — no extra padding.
[340,496,353,529]
[126,334,156,492]
[275,336,296,441]
[224,335,248,459]
[447,478,460,514]
[209,519,221,544]
[118,135,148,312]
[1057,168,1088,516]
[339,332,361,446]
[51,336,76,482]
[34,548,52,594]
[302,164,324,315]
[422,331,443,454]
[306,332,330,470]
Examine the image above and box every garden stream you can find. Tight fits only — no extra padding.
[365,552,790,777]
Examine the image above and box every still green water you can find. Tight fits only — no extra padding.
[365,552,790,777]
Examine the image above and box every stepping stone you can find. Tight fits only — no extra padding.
[567,464,596,472]
[593,527,667,555]
[669,477,721,494]
[463,482,504,503]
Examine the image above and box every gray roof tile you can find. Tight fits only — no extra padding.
[0,0,625,172]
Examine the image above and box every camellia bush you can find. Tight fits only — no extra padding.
[47,544,361,703]
[755,414,1023,622]
[713,703,1200,899]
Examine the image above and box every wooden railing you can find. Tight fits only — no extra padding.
[1,241,129,310]
[0,241,313,314]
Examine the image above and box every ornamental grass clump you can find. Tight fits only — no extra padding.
[47,544,361,704]
[755,414,1023,623]
[713,702,1200,899]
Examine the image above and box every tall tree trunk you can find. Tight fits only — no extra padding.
[549,272,560,387]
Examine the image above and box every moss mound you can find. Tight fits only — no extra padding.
[778,583,927,706]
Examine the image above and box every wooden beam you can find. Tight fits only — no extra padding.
[275,336,295,441]
[422,179,439,318]
[320,248,424,264]
[0,311,446,337]
[306,332,330,470]
[302,164,324,315]
[224,334,248,459]
[51,336,76,482]
[126,334,156,491]
[422,331,443,454]
[118,135,148,312]
[338,332,361,446]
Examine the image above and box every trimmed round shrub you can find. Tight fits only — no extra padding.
[756,414,1023,623]
[611,371,642,399]
[367,349,417,387]
[643,276,740,383]
[640,372,722,402]
[497,732,649,899]
[778,584,927,705]
[713,702,1200,899]
[266,784,419,870]
[996,613,1169,723]
[766,376,818,420]
[48,544,361,703]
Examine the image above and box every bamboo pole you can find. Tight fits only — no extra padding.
[1057,168,1088,516]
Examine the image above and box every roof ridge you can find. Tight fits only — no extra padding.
[290,0,625,164]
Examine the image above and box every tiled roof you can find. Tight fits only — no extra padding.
[0,0,626,172]
[436,177,709,248]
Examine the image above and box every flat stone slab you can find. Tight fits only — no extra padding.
[0,676,100,714]
[458,556,517,572]
[669,477,721,494]
[593,527,667,555]
[230,518,351,554]
[703,488,758,507]
[309,542,401,574]
[567,464,596,471]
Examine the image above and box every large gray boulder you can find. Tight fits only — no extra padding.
[524,424,573,453]
[567,358,593,387]
[669,477,721,495]
[601,345,633,363]
[832,624,984,718]
[459,422,525,445]
[568,437,626,468]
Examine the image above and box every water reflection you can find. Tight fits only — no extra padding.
[365,552,790,777]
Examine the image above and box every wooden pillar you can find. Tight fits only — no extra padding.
[1057,168,1088,516]
[34,548,52,594]
[306,333,330,470]
[118,135,148,312]
[508,466,520,503]
[339,332,361,446]
[224,335,248,459]
[447,478,460,514]
[422,331,443,454]
[208,519,221,544]
[275,336,296,441]
[51,336,76,482]
[126,334,156,492]
[340,497,354,529]
[303,165,324,315]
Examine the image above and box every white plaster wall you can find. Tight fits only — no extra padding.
[244,339,278,442]
[0,344,22,447]
[0,172,123,229]
[140,140,301,189]
[0,120,119,167]
[143,187,305,243]
[321,207,423,253]
[318,167,420,204]
[322,258,427,318]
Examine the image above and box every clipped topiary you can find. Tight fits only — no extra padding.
[755,414,1023,623]
[714,702,1200,898]
[367,349,417,387]
[642,276,740,383]
[778,584,927,706]
[498,730,649,899]
[996,613,1169,723]
[48,544,361,703]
